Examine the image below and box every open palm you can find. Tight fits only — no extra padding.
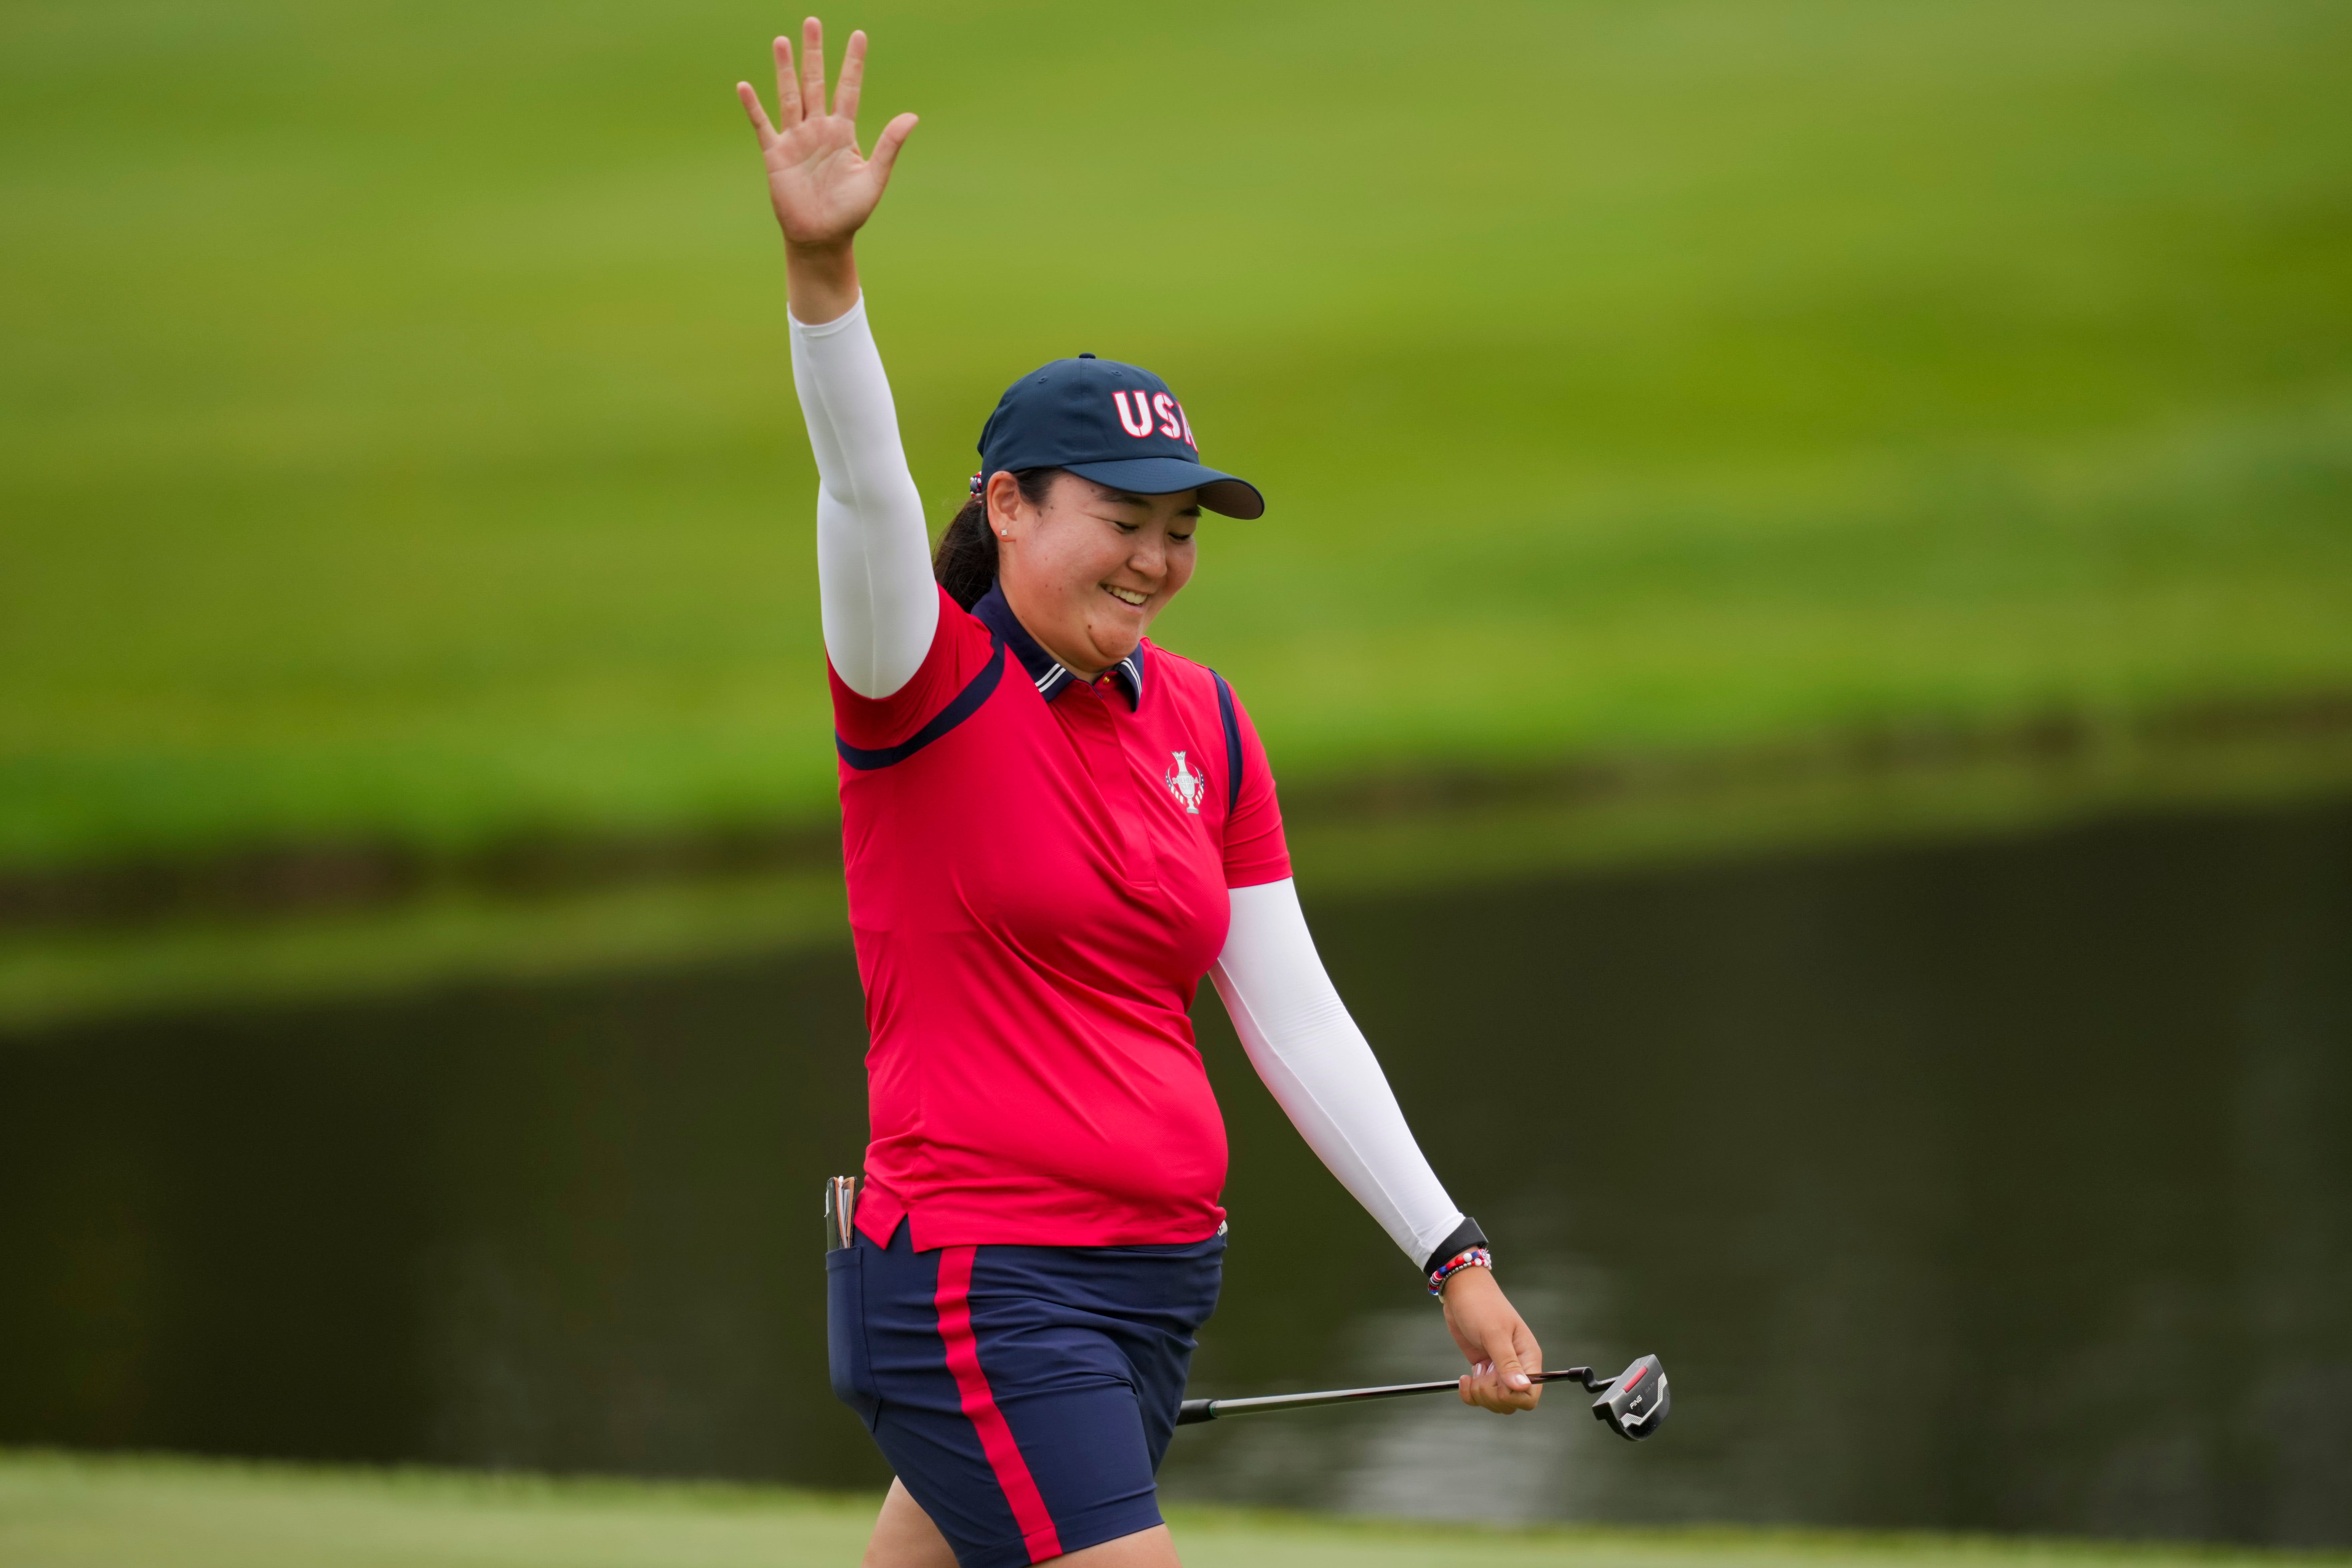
[737,18,917,250]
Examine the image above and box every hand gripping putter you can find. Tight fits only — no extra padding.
[1174,1353,1670,1441]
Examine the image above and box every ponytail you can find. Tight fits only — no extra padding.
[934,468,1063,611]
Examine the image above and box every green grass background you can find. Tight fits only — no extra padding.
[8,1454,2348,1568]
[6,0,2351,871]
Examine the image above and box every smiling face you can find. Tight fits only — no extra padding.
[987,470,1199,677]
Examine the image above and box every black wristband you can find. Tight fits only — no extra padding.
[1421,1216,1489,1278]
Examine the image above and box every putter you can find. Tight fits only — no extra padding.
[1175,1353,1669,1442]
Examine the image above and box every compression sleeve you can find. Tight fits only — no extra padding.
[1211,877,1468,1268]
[789,296,939,699]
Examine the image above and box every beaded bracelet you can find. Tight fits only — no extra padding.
[1427,1245,1493,1297]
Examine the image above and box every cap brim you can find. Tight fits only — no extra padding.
[1063,457,1265,520]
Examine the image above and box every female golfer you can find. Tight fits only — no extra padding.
[739,21,1545,1567]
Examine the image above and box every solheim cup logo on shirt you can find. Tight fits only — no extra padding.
[1164,751,1205,814]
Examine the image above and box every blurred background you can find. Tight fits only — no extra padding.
[4,0,2351,1557]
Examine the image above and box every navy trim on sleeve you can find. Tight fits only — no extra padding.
[1421,1216,1489,1279]
[836,637,1007,770]
[1212,671,1243,813]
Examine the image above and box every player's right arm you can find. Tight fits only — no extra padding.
[738,19,932,699]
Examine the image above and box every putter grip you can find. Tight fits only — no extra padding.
[1175,1398,1217,1425]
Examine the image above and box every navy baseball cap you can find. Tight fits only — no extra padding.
[977,354,1265,519]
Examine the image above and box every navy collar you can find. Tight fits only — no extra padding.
[973,582,1146,708]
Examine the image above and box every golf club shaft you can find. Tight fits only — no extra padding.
[1175,1366,1606,1425]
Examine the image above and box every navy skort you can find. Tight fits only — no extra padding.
[827,1216,1224,1568]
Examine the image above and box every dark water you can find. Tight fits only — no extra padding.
[4,799,2350,1543]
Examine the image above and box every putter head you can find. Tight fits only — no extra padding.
[1591,1354,1669,1441]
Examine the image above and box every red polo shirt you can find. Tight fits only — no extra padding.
[833,583,1290,1251]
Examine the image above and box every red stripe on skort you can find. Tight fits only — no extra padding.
[934,1245,1063,1562]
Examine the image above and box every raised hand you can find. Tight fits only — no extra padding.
[737,19,917,320]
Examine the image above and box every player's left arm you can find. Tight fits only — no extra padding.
[1212,880,1542,1413]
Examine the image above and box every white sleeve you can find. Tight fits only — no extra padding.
[1211,877,1467,1268]
[788,297,939,699]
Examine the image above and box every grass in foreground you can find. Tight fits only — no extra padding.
[5,1452,2343,1568]
[4,0,2351,871]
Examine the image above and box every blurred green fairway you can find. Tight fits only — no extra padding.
[8,1454,2348,1568]
[5,0,2351,872]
